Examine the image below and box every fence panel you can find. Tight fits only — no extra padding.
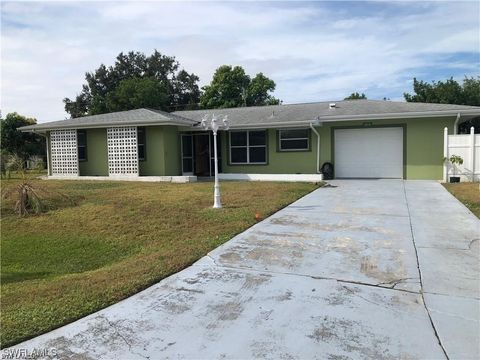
[444,127,479,182]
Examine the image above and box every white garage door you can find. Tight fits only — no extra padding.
[334,127,403,178]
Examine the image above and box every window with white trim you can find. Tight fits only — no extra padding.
[229,130,267,164]
[278,129,309,151]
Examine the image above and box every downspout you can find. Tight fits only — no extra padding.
[310,120,321,174]
[454,112,461,135]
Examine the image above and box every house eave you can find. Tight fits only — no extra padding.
[19,120,196,133]
[19,108,480,133]
[225,109,480,129]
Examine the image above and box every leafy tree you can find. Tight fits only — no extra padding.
[404,77,480,105]
[0,113,45,161]
[105,77,169,112]
[64,50,200,117]
[344,92,367,100]
[200,65,280,109]
[248,73,281,106]
[404,77,480,133]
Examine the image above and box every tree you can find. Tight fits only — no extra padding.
[404,77,480,105]
[247,73,281,106]
[344,92,367,100]
[64,50,200,117]
[105,77,169,112]
[404,77,480,133]
[200,65,280,109]
[0,113,45,161]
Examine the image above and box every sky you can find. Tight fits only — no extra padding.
[1,1,479,123]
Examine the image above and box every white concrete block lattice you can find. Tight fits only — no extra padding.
[50,129,78,176]
[107,127,139,176]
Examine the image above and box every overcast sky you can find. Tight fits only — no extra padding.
[1,1,479,123]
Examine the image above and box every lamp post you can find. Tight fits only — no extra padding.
[201,114,229,208]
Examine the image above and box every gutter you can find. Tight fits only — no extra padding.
[190,108,480,130]
[310,120,321,174]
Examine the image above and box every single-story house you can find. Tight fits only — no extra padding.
[19,100,480,182]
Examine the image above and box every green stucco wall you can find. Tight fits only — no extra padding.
[78,129,108,176]
[316,116,456,180]
[139,126,181,176]
[139,126,164,176]
[46,116,455,180]
[220,129,318,174]
[219,117,456,180]
[163,126,181,176]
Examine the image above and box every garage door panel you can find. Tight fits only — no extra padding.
[334,127,403,178]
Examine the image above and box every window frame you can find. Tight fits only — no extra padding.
[137,127,146,161]
[229,130,267,165]
[277,128,311,152]
[77,129,87,162]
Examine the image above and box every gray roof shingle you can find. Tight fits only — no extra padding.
[19,100,480,132]
[174,100,480,128]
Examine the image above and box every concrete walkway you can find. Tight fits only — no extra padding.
[9,181,480,359]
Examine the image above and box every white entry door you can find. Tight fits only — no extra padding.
[334,127,403,178]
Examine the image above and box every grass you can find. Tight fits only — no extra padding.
[0,179,318,347]
[443,182,480,218]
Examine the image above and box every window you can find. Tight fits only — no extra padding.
[229,130,267,164]
[181,134,193,174]
[137,127,146,161]
[279,129,309,151]
[77,130,87,161]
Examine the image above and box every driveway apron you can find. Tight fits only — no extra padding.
[9,180,479,359]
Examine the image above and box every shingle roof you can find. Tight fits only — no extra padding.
[19,100,480,132]
[19,108,197,131]
[173,100,480,128]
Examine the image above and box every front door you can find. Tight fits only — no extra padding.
[194,134,211,176]
[181,133,222,176]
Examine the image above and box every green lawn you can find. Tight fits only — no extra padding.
[0,179,318,347]
[443,182,480,218]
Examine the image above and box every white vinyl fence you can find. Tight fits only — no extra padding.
[444,127,480,182]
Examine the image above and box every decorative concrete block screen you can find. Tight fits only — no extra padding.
[444,127,480,181]
[50,129,78,175]
[107,127,139,176]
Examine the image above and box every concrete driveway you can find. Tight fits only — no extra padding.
[9,180,480,359]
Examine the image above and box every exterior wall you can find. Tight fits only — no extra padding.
[220,128,318,174]
[139,126,164,176]
[44,116,457,180]
[219,117,456,180]
[317,116,457,180]
[79,128,108,176]
[163,126,181,176]
[139,125,181,176]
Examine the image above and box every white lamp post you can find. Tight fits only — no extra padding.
[201,114,229,208]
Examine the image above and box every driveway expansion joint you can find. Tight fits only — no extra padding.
[402,181,450,360]
[205,257,421,295]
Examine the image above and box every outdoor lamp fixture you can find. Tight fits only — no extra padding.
[201,114,229,208]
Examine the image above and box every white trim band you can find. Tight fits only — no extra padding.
[218,173,323,182]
